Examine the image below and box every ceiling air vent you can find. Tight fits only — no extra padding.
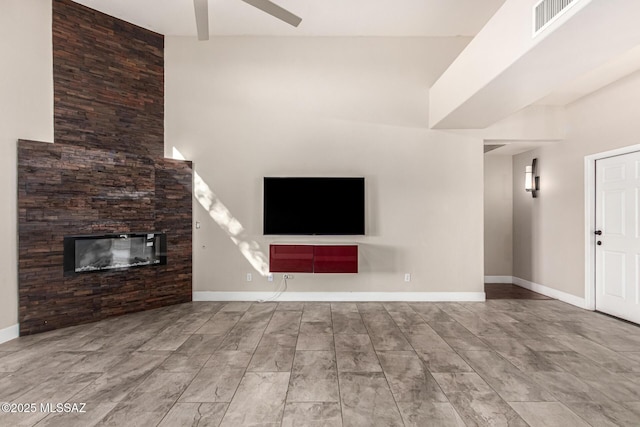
[533,0,580,36]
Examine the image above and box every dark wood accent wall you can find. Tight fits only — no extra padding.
[18,140,192,335]
[16,1,193,335]
[53,0,164,158]
[151,159,194,307]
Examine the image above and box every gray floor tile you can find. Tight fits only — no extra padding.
[219,302,253,312]
[564,400,640,427]
[409,303,455,323]
[377,351,447,402]
[537,351,616,381]
[137,331,191,351]
[526,371,608,403]
[2,300,640,427]
[509,402,590,427]
[157,402,227,427]
[520,337,569,352]
[179,351,252,403]
[397,401,466,427]
[334,334,374,352]
[160,353,211,373]
[336,350,382,373]
[299,321,333,335]
[277,302,304,311]
[624,401,640,417]
[433,372,529,426]
[0,408,48,426]
[0,373,40,402]
[71,352,169,403]
[64,352,127,374]
[220,372,290,426]
[442,336,492,352]
[217,327,264,352]
[98,403,170,426]
[481,336,564,372]
[175,333,226,354]
[288,351,339,402]
[331,303,359,313]
[332,312,367,335]
[36,402,118,427]
[387,309,434,335]
[264,311,302,336]
[120,370,196,411]
[360,311,395,326]
[339,372,404,427]
[578,329,640,352]
[0,334,48,352]
[383,302,414,312]
[405,331,454,352]
[417,351,474,373]
[282,402,343,427]
[296,333,334,351]
[459,350,555,402]
[580,372,640,402]
[551,333,640,373]
[302,303,332,323]
[195,312,243,335]
[355,302,386,313]
[248,336,296,372]
[366,327,412,351]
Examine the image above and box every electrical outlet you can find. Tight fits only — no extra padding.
[283,274,294,279]
[267,274,274,282]
[246,273,252,282]
[404,273,411,282]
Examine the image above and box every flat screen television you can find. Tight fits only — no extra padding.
[263,177,365,235]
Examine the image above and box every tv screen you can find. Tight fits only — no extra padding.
[263,177,365,235]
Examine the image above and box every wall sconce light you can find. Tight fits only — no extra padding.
[525,158,539,198]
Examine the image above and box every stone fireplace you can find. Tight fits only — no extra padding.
[16,1,192,336]
[18,140,192,335]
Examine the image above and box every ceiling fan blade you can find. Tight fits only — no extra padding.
[241,0,302,27]
[193,0,209,41]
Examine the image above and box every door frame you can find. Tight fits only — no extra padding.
[584,143,640,311]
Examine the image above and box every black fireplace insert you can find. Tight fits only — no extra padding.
[63,232,167,275]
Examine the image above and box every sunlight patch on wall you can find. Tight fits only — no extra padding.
[173,147,269,276]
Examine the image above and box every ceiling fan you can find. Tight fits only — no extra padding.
[193,0,302,40]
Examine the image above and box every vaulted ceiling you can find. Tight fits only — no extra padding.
[70,0,640,138]
[71,0,506,37]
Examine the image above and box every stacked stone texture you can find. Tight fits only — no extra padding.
[17,0,192,335]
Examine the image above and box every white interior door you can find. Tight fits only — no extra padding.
[595,152,640,324]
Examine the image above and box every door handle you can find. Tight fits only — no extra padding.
[597,241,602,245]
[595,230,602,235]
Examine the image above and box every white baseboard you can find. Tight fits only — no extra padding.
[0,324,19,345]
[511,277,587,309]
[484,276,514,284]
[193,292,486,302]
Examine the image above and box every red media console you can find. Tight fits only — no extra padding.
[269,244,358,273]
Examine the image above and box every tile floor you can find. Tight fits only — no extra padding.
[0,300,640,426]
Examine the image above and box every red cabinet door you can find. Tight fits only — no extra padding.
[314,245,358,273]
[269,245,314,272]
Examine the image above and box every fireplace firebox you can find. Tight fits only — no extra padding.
[63,232,167,275]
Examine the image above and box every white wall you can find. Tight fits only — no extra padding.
[513,70,640,298]
[165,36,485,297]
[484,154,512,276]
[0,0,53,333]
[429,0,640,129]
